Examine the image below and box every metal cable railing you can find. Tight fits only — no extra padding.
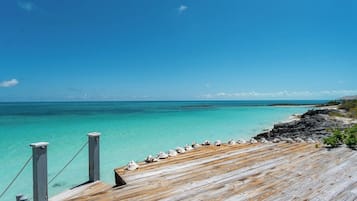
[1,134,98,201]
[26,140,88,201]
[0,155,32,200]
[48,141,88,185]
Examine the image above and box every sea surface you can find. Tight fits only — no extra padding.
[0,100,325,200]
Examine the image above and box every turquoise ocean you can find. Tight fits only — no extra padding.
[0,100,325,200]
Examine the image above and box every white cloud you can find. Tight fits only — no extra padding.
[201,90,357,99]
[18,1,36,12]
[320,90,357,95]
[178,5,188,13]
[0,79,19,88]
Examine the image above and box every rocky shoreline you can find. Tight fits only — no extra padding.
[255,108,355,143]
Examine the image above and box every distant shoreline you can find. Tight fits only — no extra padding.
[0,100,328,104]
[268,103,317,107]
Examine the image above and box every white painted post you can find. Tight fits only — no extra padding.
[30,142,49,201]
[88,132,100,182]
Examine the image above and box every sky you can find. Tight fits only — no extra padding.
[0,0,357,101]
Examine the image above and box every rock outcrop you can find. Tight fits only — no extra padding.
[255,109,350,142]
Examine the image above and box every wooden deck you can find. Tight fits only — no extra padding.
[53,143,357,201]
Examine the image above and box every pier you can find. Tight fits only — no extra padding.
[50,142,357,201]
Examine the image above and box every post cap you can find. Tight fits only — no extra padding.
[19,197,28,201]
[30,142,49,148]
[88,132,101,137]
[16,194,23,198]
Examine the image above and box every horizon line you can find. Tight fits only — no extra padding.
[0,99,332,103]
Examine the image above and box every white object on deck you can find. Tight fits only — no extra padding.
[157,152,169,159]
[214,140,222,146]
[176,147,186,154]
[249,138,258,144]
[145,155,159,163]
[259,138,270,144]
[126,160,139,171]
[237,139,246,144]
[202,140,211,146]
[168,149,178,157]
[185,144,193,151]
[192,143,201,149]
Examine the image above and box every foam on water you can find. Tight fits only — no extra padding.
[0,101,323,199]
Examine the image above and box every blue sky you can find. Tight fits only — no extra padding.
[0,0,356,101]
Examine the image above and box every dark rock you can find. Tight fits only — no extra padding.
[255,109,350,141]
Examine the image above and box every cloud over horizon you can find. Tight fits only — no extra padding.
[0,79,19,88]
[178,5,188,13]
[202,90,357,99]
[17,1,36,12]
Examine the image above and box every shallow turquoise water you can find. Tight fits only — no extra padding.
[0,101,323,200]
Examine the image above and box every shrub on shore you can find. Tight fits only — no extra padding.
[323,130,343,148]
[323,125,357,149]
[339,100,357,118]
[344,125,357,149]
[318,100,341,107]
[325,99,357,118]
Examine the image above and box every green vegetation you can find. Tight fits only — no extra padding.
[317,100,340,107]
[326,100,340,106]
[339,99,357,118]
[323,99,357,149]
[325,99,357,118]
[328,111,345,117]
[323,130,343,148]
[323,125,357,149]
[344,125,357,148]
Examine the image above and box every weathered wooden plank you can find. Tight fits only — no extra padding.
[55,143,357,201]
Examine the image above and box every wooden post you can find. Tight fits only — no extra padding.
[88,132,100,182]
[30,142,49,201]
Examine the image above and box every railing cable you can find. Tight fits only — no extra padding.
[48,141,88,185]
[0,155,32,200]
